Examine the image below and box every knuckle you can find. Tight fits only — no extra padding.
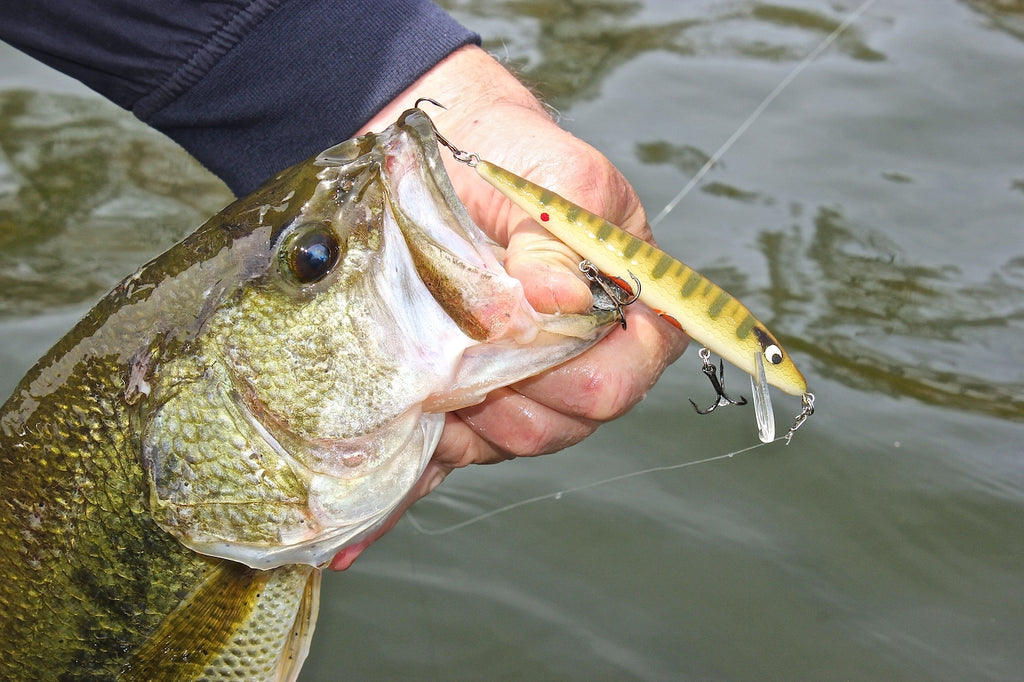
[504,414,594,458]
[567,365,634,423]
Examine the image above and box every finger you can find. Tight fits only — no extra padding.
[513,304,688,422]
[503,216,593,314]
[432,411,511,468]
[450,387,600,461]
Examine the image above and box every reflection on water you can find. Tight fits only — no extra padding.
[636,140,712,177]
[0,90,230,317]
[3,1,1024,680]
[773,206,1024,419]
[964,0,1024,41]
[439,0,883,105]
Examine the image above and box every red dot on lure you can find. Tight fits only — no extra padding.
[540,212,550,222]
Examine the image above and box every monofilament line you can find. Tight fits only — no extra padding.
[650,0,879,227]
[406,439,776,536]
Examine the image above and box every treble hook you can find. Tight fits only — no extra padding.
[414,98,480,166]
[784,392,816,445]
[578,260,641,329]
[689,347,748,414]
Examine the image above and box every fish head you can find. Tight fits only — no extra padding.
[140,109,618,569]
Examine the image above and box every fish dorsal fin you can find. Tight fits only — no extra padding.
[121,561,319,681]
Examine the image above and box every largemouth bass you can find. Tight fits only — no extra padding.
[0,108,621,680]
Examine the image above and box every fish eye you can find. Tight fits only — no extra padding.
[279,222,342,285]
[764,344,784,365]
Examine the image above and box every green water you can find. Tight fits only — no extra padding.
[2,1,1022,679]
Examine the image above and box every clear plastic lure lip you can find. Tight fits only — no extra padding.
[751,351,776,443]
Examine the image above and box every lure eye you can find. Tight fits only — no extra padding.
[764,344,784,365]
[279,222,342,285]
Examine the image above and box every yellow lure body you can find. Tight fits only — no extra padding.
[474,159,808,397]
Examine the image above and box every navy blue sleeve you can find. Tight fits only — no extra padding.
[0,0,480,195]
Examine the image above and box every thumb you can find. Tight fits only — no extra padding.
[502,215,594,315]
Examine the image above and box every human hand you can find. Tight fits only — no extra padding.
[330,46,686,570]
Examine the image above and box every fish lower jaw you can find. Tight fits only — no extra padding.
[182,512,396,570]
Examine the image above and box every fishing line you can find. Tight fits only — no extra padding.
[650,0,880,227]
[406,437,777,536]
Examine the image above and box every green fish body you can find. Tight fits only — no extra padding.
[0,109,618,680]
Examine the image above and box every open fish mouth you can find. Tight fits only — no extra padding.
[139,108,621,569]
